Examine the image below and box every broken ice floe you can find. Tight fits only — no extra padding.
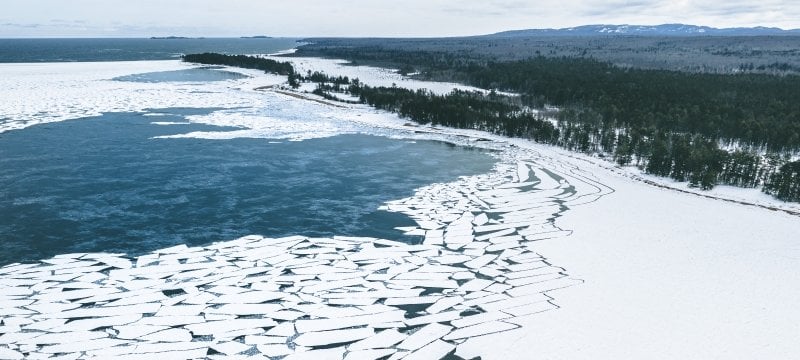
[0,145,611,359]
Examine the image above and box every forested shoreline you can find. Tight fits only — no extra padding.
[182,53,294,75]
[184,52,800,202]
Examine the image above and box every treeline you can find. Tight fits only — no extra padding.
[182,53,295,75]
[182,50,800,201]
[763,161,800,202]
[350,85,560,143]
[293,46,800,202]
[328,80,788,193]
[459,57,800,151]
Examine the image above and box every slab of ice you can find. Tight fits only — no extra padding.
[397,323,452,351]
[506,277,582,297]
[457,279,494,293]
[205,303,282,316]
[294,327,374,347]
[185,318,277,336]
[256,343,294,357]
[344,348,397,360]
[464,255,498,269]
[210,341,252,356]
[348,329,407,351]
[49,302,161,319]
[426,296,464,314]
[295,311,405,333]
[442,321,519,341]
[403,339,456,360]
[24,331,109,345]
[0,347,23,360]
[141,328,192,342]
[502,300,557,317]
[283,347,346,360]
[55,314,142,332]
[114,325,170,340]
[210,290,285,304]
[38,338,131,354]
[404,310,462,326]
[244,335,287,345]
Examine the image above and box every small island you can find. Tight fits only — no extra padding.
[150,36,205,40]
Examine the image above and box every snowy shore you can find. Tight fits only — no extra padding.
[1,57,799,359]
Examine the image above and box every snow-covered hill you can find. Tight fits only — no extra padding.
[489,24,800,37]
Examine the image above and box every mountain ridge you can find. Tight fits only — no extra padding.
[488,24,800,37]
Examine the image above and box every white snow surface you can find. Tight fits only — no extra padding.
[2,58,799,359]
[270,56,485,95]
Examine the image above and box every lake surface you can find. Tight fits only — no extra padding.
[113,67,248,82]
[0,38,299,62]
[0,110,495,265]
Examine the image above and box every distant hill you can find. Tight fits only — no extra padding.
[488,24,800,37]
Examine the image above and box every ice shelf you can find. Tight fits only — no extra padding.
[0,141,610,360]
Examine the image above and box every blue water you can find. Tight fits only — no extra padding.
[113,67,248,83]
[0,110,495,265]
[0,38,299,63]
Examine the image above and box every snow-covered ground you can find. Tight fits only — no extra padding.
[266,56,485,95]
[456,141,800,360]
[1,58,799,359]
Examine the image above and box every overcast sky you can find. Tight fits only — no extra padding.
[2,0,798,38]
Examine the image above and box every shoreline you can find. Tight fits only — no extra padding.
[0,109,607,359]
[2,56,799,359]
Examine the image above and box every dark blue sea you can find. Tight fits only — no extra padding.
[0,37,299,62]
[0,39,496,265]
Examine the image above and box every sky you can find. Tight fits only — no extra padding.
[2,0,799,38]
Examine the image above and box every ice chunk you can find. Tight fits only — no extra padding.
[56,314,142,332]
[294,327,374,347]
[404,310,462,327]
[348,329,407,351]
[210,290,284,304]
[114,325,170,340]
[265,321,296,336]
[141,328,193,342]
[185,318,277,336]
[257,343,294,357]
[387,279,458,289]
[295,311,405,333]
[0,347,23,360]
[38,338,131,354]
[244,335,287,345]
[320,289,423,300]
[49,302,161,319]
[129,313,206,327]
[457,279,494,293]
[24,331,108,345]
[451,311,513,328]
[472,213,489,226]
[384,296,442,306]
[403,339,456,360]
[479,293,550,312]
[154,304,206,317]
[502,300,557,316]
[283,347,346,360]
[464,255,497,269]
[506,277,582,297]
[426,296,464,314]
[397,323,452,351]
[443,320,519,340]
[210,341,252,355]
[205,303,283,316]
[344,348,396,360]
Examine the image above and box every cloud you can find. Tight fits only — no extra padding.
[1,22,42,29]
[1,0,799,37]
[578,0,659,17]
